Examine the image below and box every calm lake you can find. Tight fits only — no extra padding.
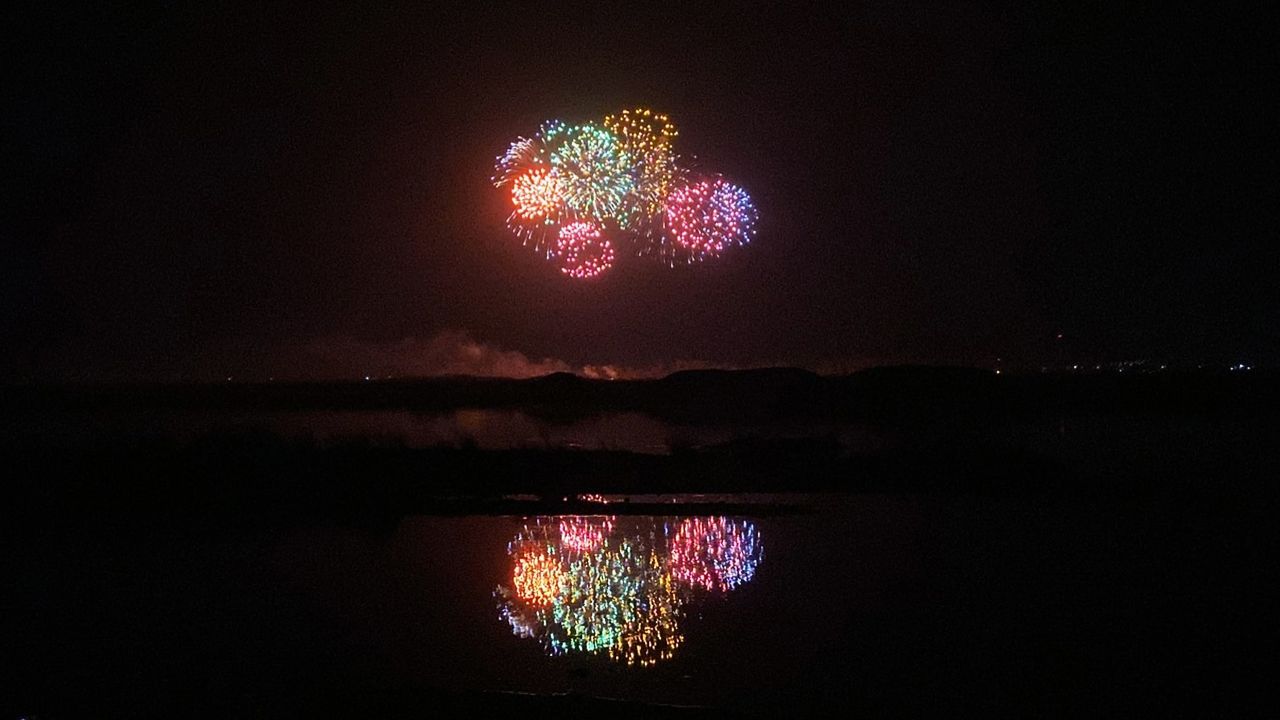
[10,491,1259,715]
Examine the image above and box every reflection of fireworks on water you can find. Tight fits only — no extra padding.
[496,521,561,640]
[611,548,683,667]
[512,549,565,606]
[668,517,763,592]
[495,585,541,638]
[558,515,615,553]
[546,539,684,665]
[505,519,558,556]
[548,538,648,655]
[495,515,758,666]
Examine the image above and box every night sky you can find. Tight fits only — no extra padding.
[6,3,1274,380]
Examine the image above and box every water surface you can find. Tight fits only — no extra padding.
[9,493,1260,714]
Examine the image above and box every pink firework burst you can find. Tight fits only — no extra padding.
[664,179,757,262]
[555,221,615,279]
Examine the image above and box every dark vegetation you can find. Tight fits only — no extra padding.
[4,367,1277,528]
[9,366,1280,422]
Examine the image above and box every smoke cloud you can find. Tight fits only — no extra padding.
[293,331,873,380]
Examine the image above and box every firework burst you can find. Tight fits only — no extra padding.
[559,515,615,553]
[549,123,635,220]
[493,111,755,277]
[493,123,573,252]
[664,178,758,262]
[512,549,566,606]
[555,221,615,279]
[603,108,679,240]
[510,168,564,221]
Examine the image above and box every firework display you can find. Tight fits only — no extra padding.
[494,515,762,667]
[492,109,756,276]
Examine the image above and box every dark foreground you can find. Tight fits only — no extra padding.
[4,369,1277,716]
